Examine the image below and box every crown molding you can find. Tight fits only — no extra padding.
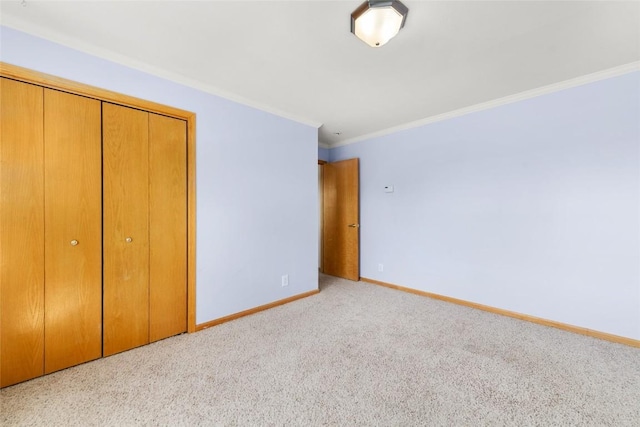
[0,18,323,129]
[3,17,636,149]
[329,61,640,149]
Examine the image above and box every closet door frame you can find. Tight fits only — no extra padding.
[0,62,197,333]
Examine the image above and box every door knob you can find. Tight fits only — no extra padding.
[348,224,360,228]
[70,239,79,246]
[125,237,133,243]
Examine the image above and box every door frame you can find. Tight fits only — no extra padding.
[318,160,326,272]
[0,62,198,333]
[319,158,360,280]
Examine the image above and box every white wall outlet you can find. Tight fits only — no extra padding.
[281,274,289,287]
[378,264,384,272]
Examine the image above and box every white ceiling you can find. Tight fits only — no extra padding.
[1,1,639,147]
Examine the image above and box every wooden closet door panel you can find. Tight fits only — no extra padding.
[43,89,102,374]
[103,103,149,356]
[149,114,187,342]
[0,78,45,387]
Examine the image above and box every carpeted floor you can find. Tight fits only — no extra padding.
[2,274,639,426]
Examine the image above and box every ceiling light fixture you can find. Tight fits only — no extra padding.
[351,0,409,48]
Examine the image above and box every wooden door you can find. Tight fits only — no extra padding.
[322,158,360,281]
[149,113,187,342]
[103,103,150,356]
[0,78,45,387]
[43,89,102,373]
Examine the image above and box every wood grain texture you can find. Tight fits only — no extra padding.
[187,117,196,333]
[1,63,197,336]
[149,114,187,342]
[361,277,640,349]
[0,62,193,121]
[318,164,324,272]
[102,103,150,356]
[0,78,45,387]
[195,290,320,331]
[322,158,360,281]
[43,89,102,374]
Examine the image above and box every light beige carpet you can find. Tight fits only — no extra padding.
[2,274,639,426]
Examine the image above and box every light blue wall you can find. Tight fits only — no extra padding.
[331,72,640,340]
[0,26,319,324]
[318,147,330,162]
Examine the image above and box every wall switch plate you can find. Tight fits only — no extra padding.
[378,264,384,272]
[281,274,289,287]
[384,185,394,193]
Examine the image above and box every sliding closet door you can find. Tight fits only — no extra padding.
[43,89,102,373]
[149,114,187,342]
[103,103,150,356]
[0,78,45,387]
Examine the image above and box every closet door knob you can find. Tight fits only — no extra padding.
[70,239,79,246]
[125,237,133,243]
